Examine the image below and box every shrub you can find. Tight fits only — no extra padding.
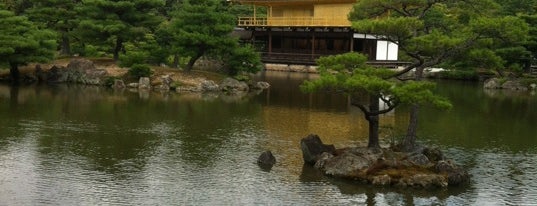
[225,45,262,76]
[429,70,479,81]
[128,64,152,79]
[520,78,537,87]
[104,76,121,87]
[119,50,148,68]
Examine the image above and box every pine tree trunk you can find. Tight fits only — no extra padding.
[185,53,202,72]
[400,66,425,152]
[400,104,419,151]
[60,31,71,56]
[367,95,380,149]
[172,53,179,69]
[113,37,123,61]
[9,62,20,85]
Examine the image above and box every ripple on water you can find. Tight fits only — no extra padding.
[468,151,537,205]
[18,119,98,134]
[2,110,537,205]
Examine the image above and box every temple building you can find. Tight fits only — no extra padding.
[231,0,400,66]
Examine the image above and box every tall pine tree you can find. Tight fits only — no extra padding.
[350,0,528,151]
[0,6,56,84]
[25,0,81,56]
[169,0,236,71]
[75,0,165,60]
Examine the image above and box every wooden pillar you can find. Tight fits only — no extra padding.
[269,6,272,25]
[350,33,354,52]
[268,30,272,56]
[252,30,256,45]
[311,31,315,59]
[253,5,256,25]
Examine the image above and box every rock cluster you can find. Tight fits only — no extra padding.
[172,77,269,94]
[28,58,270,95]
[484,78,536,90]
[36,59,108,85]
[300,134,469,188]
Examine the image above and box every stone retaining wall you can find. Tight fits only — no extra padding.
[264,63,318,73]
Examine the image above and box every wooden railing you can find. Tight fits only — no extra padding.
[258,50,410,67]
[238,17,351,27]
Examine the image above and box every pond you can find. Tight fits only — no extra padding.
[0,72,536,205]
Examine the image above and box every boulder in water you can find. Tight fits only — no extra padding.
[300,134,336,165]
[220,78,249,94]
[257,151,276,168]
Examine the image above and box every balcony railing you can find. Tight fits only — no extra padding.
[238,17,351,27]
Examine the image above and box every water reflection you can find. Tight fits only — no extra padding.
[1,74,537,205]
[418,80,537,152]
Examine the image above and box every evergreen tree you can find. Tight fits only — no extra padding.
[1,0,32,14]
[302,53,450,149]
[169,0,237,71]
[25,0,81,56]
[75,0,165,60]
[349,0,528,151]
[0,7,56,84]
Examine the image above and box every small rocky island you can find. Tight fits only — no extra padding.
[300,134,469,188]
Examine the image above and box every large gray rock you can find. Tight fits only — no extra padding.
[435,160,470,185]
[154,75,173,91]
[41,59,108,85]
[220,78,249,93]
[484,78,501,89]
[502,80,528,90]
[300,134,336,165]
[316,152,372,177]
[200,80,220,92]
[252,81,271,90]
[139,77,151,90]
[422,147,444,162]
[408,153,431,166]
[65,58,108,85]
[45,65,68,83]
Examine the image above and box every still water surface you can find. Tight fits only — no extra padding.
[0,72,536,205]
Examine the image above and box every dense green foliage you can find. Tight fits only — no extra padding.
[0,0,262,79]
[128,64,153,79]
[225,44,262,76]
[302,53,450,149]
[349,0,531,151]
[24,0,80,56]
[166,0,261,74]
[0,6,56,83]
[350,1,528,77]
[2,0,534,79]
[168,0,236,71]
[426,70,480,81]
[75,0,165,61]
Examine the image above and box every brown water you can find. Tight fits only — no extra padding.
[0,72,536,205]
